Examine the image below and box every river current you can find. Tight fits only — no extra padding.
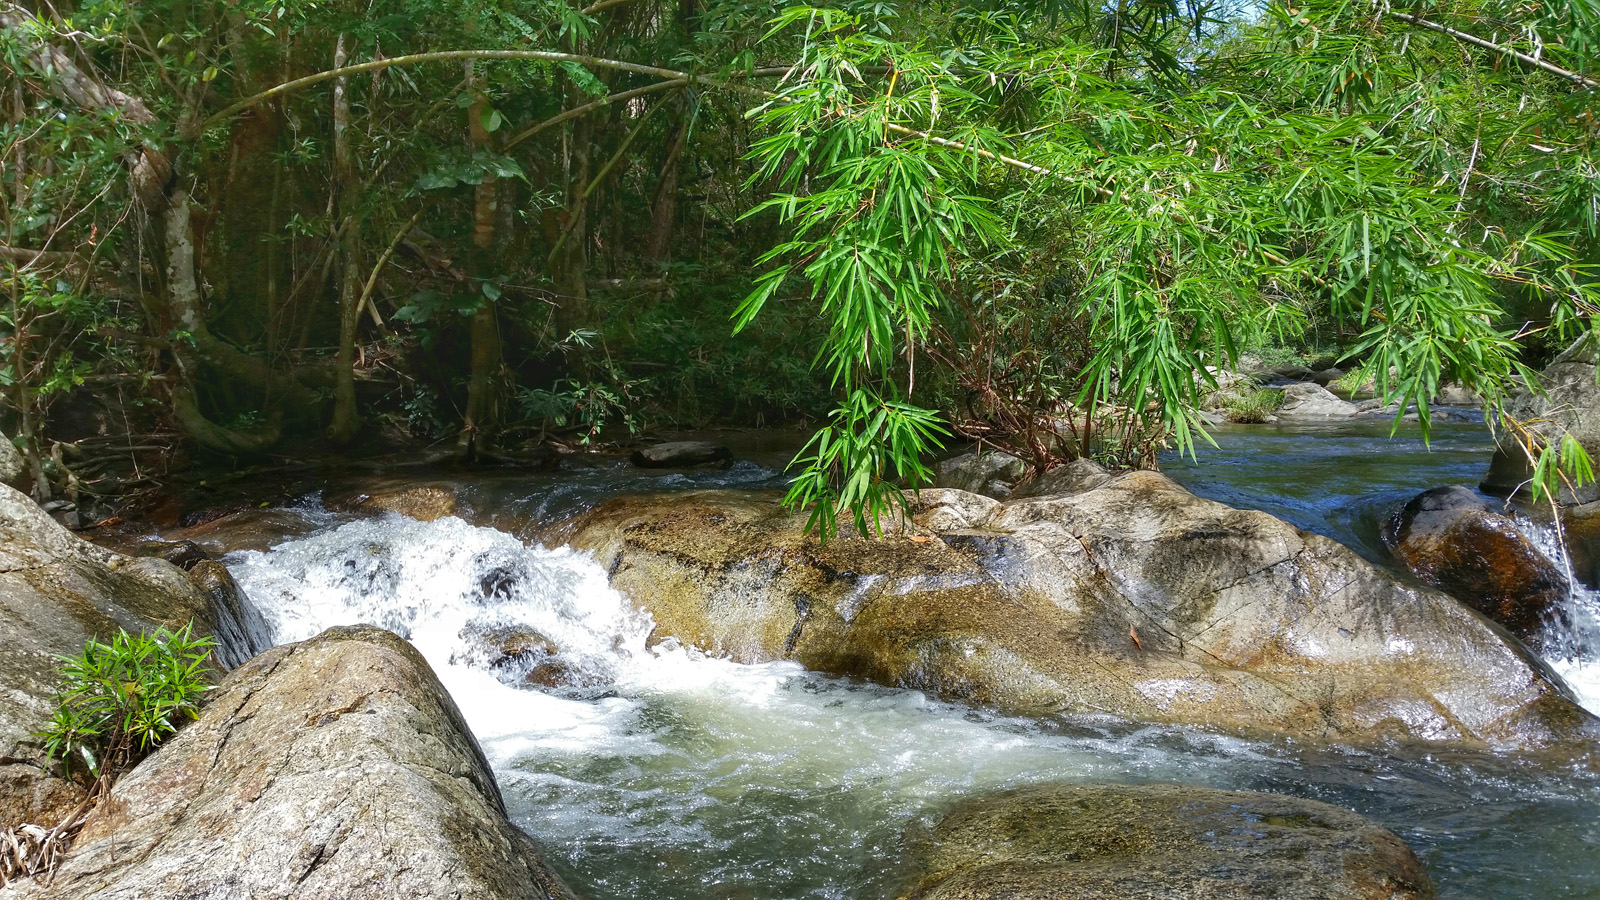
[220,424,1600,899]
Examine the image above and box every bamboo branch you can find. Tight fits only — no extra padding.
[198,50,769,133]
[503,78,686,150]
[356,207,426,333]
[1386,11,1599,90]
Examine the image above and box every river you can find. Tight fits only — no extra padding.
[214,423,1600,899]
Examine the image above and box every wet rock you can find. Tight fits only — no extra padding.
[935,451,1026,500]
[630,440,734,468]
[1008,458,1111,500]
[0,484,247,828]
[1277,382,1359,417]
[1384,486,1567,643]
[457,622,558,669]
[1311,366,1346,386]
[454,623,582,691]
[1485,335,1600,504]
[0,431,23,485]
[3,625,577,900]
[134,539,211,570]
[339,484,460,522]
[170,506,322,554]
[911,489,1000,532]
[546,474,1595,748]
[899,783,1435,900]
[185,559,274,669]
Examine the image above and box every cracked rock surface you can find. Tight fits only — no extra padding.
[543,470,1596,748]
[2,625,577,900]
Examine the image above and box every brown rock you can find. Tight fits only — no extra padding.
[1384,486,1567,643]
[542,474,1594,748]
[900,783,1434,900]
[170,506,322,554]
[343,484,460,522]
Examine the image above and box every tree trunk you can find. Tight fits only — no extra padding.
[164,193,281,453]
[645,108,687,266]
[553,111,592,327]
[327,34,362,444]
[459,62,503,455]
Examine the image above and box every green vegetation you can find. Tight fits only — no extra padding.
[40,624,214,780]
[0,0,1596,533]
[1223,389,1286,425]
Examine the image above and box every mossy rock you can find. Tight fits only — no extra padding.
[899,783,1434,900]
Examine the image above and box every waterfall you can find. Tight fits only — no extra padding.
[1515,517,1600,714]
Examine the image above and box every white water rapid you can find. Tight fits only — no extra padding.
[226,510,1600,900]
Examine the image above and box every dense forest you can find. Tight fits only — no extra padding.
[1,0,1596,531]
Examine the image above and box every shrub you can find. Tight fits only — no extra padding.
[1223,389,1286,424]
[39,624,215,780]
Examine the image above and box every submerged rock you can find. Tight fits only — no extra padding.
[0,483,271,828]
[4,625,576,900]
[1384,486,1568,643]
[899,783,1434,900]
[453,622,578,689]
[169,506,322,554]
[333,484,460,522]
[630,440,733,468]
[546,474,1595,748]
[935,451,1025,500]
[1276,382,1359,418]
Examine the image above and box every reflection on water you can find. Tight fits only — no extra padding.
[1161,420,1498,563]
[225,508,1600,900]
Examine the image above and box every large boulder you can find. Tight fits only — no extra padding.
[544,474,1595,748]
[934,451,1027,500]
[1383,486,1568,643]
[1276,382,1359,418]
[898,783,1434,900]
[0,485,272,828]
[2,625,576,900]
[1484,336,1600,504]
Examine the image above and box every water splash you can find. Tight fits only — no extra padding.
[1511,517,1600,714]
[226,515,655,691]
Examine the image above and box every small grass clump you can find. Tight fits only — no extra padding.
[4,624,214,886]
[40,623,215,780]
[1223,388,1285,424]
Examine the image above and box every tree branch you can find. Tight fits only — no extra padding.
[503,78,686,150]
[581,0,638,14]
[1386,11,1598,90]
[198,50,769,134]
[0,245,87,267]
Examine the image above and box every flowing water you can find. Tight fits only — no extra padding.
[218,425,1600,900]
